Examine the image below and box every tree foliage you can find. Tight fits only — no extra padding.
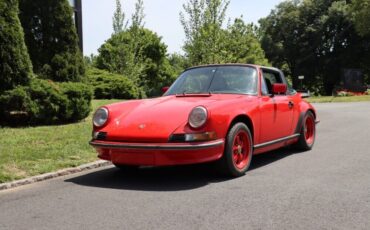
[180,0,229,65]
[0,0,33,93]
[259,0,370,95]
[95,27,173,97]
[19,0,85,82]
[224,18,268,65]
[349,0,370,36]
[168,53,191,76]
[113,0,128,34]
[132,0,145,29]
[180,0,268,66]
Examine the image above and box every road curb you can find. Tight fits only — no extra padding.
[0,160,111,191]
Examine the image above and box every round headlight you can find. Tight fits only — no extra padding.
[188,106,208,128]
[93,107,109,127]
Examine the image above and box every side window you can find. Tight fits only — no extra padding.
[261,77,269,95]
[262,70,284,95]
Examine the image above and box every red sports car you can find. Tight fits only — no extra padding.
[90,64,319,177]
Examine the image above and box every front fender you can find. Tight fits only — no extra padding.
[171,98,260,142]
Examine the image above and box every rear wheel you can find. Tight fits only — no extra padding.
[295,111,316,151]
[218,122,253,177]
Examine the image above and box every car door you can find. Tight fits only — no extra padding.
[258,69,295,143]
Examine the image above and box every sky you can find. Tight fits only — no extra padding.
[82,0,284,56]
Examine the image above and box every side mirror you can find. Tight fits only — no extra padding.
[161,86,169,94]
[272,83,287,95]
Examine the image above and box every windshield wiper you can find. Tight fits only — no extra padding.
[175,91,212,97]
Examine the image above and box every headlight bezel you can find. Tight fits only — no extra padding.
[188,106,208,129]
[93,107,109,127]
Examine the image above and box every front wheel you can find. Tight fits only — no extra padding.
[218,122,253,177]
[295,111,316,151]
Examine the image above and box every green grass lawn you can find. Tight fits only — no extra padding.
[307,94,370,103]
[0,99,120,183]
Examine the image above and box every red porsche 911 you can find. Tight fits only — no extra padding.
[90,64,319,177]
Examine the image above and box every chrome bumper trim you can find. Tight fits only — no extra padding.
[89,139,224,150]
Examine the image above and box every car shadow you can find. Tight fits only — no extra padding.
[65,147,302,192]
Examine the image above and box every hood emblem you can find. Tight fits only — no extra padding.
[138,124,146,129]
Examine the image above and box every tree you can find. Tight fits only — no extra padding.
[180,0,230,65]
[180,0,268,66]
[95,27,172,97]
[224,18,269,65]
[113,0,128,34]
[259,0,370,95]
[0,0,33,93]
[168,53,191,76]
[349,0,370,36]
[132,0,145,29]
[19,0,85,82]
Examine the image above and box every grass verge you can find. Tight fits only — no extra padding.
[307,95,370,103]
[0,99,120,183]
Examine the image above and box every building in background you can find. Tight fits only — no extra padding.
[69,0,83,53]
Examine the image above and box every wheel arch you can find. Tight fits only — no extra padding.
[307,108,316,119]
[294,108,317,134]
[228,115,254,140]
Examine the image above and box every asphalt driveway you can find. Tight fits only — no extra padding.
[1,102,370,230]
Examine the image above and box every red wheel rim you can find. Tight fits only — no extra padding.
[304,115,315,145]
[232,130,251,169]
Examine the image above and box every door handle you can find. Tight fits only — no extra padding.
[288,101,294,109]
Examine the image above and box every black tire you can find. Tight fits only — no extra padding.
[295,111,316,151]
[218,122,253,177]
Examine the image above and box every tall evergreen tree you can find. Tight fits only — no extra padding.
[0,0,33,92]
[19,0,85,82]
[113,0,127,34]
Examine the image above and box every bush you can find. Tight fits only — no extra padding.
[0,79,92,126]
[87,68,140,99]
[59,82,92,121]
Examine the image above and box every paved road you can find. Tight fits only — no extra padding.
[1,102,370,230]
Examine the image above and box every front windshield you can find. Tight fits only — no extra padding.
[165,66,258,95]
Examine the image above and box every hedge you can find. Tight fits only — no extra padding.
[0,79,92,126]
[87,67,140,99]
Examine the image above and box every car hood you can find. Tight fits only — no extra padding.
[101,94,247,142]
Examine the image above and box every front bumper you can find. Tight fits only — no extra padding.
[89,139,225,166]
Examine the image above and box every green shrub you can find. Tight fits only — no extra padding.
[87,68,140,99]
[0,79,92,126]
[60,82,93,121]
